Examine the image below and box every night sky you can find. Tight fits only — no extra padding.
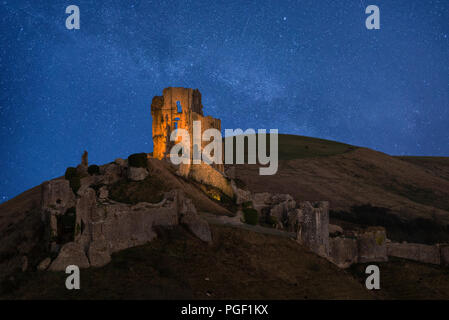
[1,0,448,202]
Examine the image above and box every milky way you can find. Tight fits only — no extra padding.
[1,0,448,201]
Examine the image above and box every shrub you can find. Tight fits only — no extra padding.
[128,153,148,168]
[242,201,253,209]
[266,215,278,227]
[88,164,100,175]
[64,167,77,180]
[243,208,258,225]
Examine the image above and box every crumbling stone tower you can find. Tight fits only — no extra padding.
[151,87,223,172]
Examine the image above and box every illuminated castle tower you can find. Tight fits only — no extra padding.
[150,87,223,172]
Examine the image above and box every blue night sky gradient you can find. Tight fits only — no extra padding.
[1,0,448,202]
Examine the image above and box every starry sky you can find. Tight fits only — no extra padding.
[1,0,448,202]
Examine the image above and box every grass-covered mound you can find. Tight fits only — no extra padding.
[223,133,356,162]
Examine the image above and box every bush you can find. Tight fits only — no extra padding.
[242,201,253,209]
[64,167,77,180]
[88,164,100,175]
[69,176,81,194]
[266,215,278,227]
[243,208,258,225]
[128,153,148,168]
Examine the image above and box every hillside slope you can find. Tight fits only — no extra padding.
[3,225,449,300]
[232,134,449,227]
[1,134,449,299]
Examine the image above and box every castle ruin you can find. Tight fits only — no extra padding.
[151,87,223,172]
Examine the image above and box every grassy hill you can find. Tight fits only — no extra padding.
[1,134,449,299]
[229,134,449,243]
[271,134,356,160]
[224,133,356,162]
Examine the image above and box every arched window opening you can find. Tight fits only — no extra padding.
[176,101,183,113]
[174,117,181,130]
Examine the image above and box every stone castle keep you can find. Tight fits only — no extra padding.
[151,87,223,171]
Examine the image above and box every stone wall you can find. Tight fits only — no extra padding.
[297,201,329,258]
[386,242,441,265]
[440,244,449,266]
[178,163,234,198]
[327,229,388,269]
[328,237,358,268]
[151,87,222,173]
[47,188,212,271]
[357,228,388,263]
[41,156,213,271]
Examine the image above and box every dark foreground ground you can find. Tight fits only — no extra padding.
[2,224,449,300]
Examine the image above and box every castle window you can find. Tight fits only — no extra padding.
[176,101,182,113]
[174,117,181,130]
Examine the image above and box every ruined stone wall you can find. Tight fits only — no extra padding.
[296,201,330,258]
[151,87,222,171]
[179,162,234,198]
[328,228,388,268]
[357,228,388,263]
[328,237,358,268]
[440,244,449,266]
[386,242,441,265]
